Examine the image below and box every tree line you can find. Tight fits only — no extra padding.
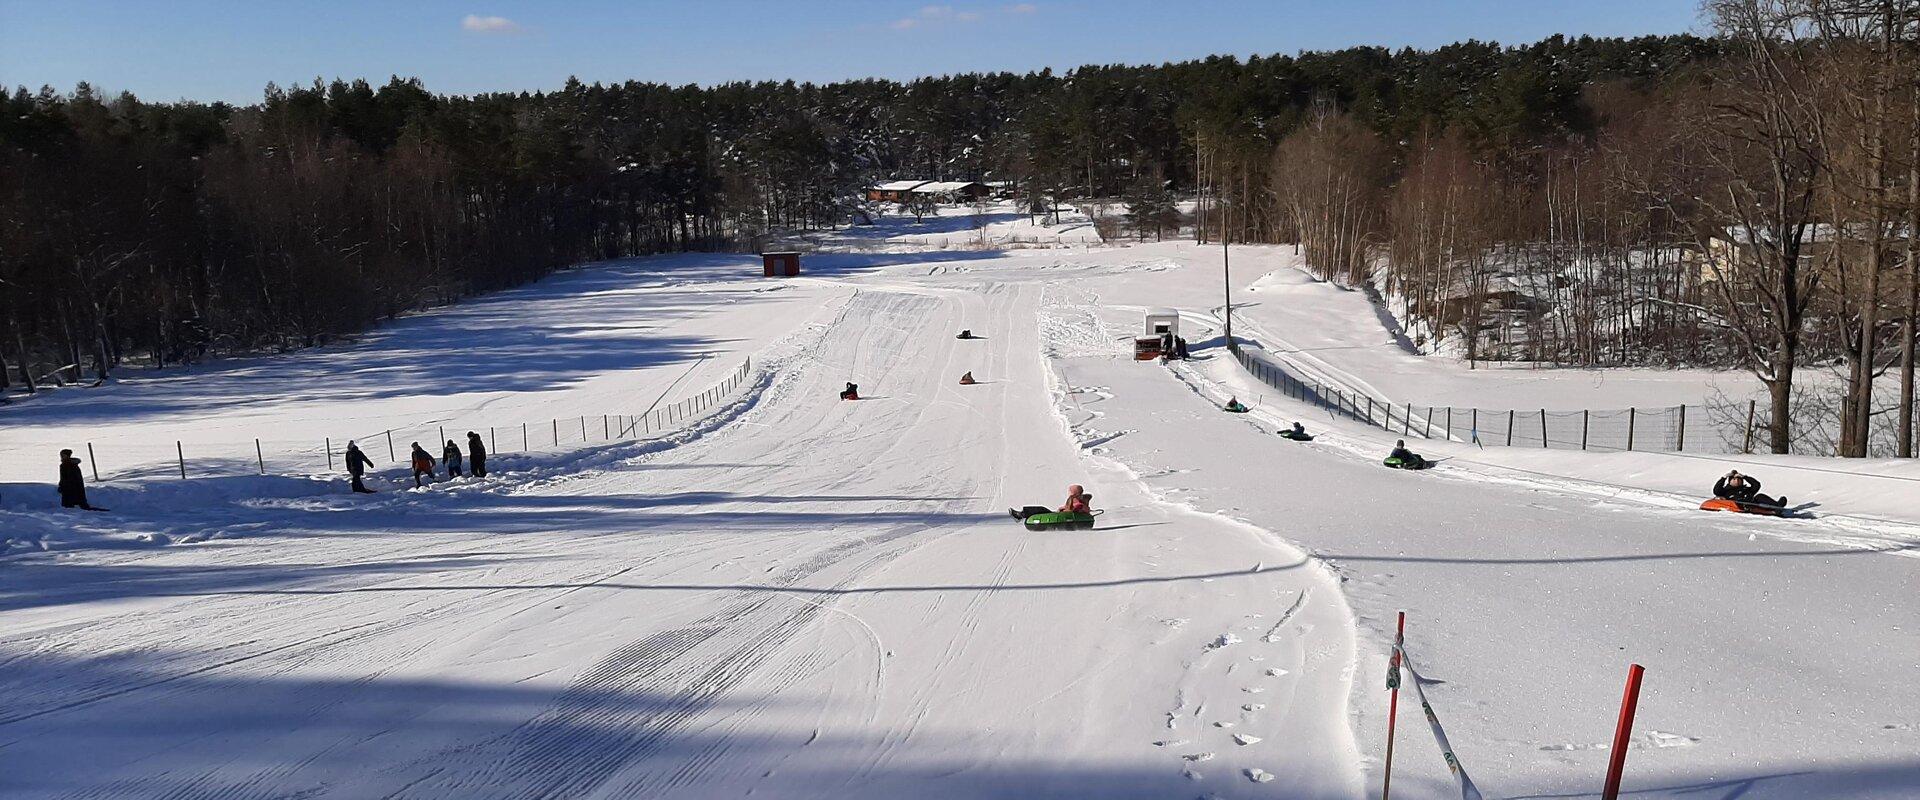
[0,31,1714,396]
[5,7,1914,455]
[1257,1,1919,457]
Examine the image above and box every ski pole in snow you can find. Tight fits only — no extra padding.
[1600,664,1646,800]
[1382,610,1405,800]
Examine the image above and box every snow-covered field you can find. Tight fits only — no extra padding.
[2,209,1916,799]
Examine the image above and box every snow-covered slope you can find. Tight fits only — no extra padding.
[3,219,1916,799]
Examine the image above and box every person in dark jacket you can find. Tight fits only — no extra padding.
[467,431,487,478]
[1714,470,1784,507]
[443,439,464,478]
[409,443,436,487]
[345,440,376,493]
[1387,439,1427,468]
[57,449,98,510]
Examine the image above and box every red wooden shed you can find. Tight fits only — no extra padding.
[761,251,801,277]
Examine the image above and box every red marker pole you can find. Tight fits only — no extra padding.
[1382,611,1406,800]
[1601,664,1647,800]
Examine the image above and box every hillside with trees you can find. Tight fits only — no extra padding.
[2,0,1916,455]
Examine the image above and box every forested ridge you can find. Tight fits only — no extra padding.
[0,32,1714,382]
[4,5,1919,456]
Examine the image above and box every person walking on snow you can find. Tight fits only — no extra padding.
[345,440,376,493]
[443,439,464,478]
[1714,470,1785,508]
[467,431,487,478]
[409,443,436,487]
[57,449,99,510]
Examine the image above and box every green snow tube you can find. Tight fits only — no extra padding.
[1019,511,1098,531]
[1383,455,1431,470]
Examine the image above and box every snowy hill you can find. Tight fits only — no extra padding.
[2,210,1916,799]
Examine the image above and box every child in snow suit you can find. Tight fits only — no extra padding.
[443,440,464,478]
[959,371,977,385]
[1387,440,1426,468]
[840,382,859,401]
[1059,484,1092,515]
[410,443,436,487]
[467,432,487,478]
[345,441,376,493]
[1714,471,1784,507]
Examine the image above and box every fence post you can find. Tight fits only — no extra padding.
[177,441,186,479]
[1446,407,1453,440]
[1582,410,1590,451]
[580,416,587,441]
[438,425,445,447]
[1367,396,1375,427]
[553,418,558,446]
[87,443,101,482]
[490,426,497,455]
[387,430,396,462]
[1601,664,1648,800]
[1473,408,1479,444]
[522,422,528,452]
[1540,409,1548,448]
[1507,410,1515,446]
[1403,403,1412,436]
[604,414,610,440]
[1744,400,1756,454]
[256,438,265,474]
[1424,407,1435,439]
[1627,407,1637,451]
[1677,405,1687,452]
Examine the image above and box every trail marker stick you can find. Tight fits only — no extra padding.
[1382,611,1406,800]
[1601,664,1647,800]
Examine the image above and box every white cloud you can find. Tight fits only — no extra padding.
[461,14,521,34]
[888,4,999,31]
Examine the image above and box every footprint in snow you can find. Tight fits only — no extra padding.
[1213,721,1235,728]
[1153,739,1190,748]
[1233,734,1263,746]
[1182,752,1216,763]
[1204,633,1241,652]
[1242,703,1265,712]
[1243,687,1266,694]
[1245,768,1276,783]
[1266,668,1289,677]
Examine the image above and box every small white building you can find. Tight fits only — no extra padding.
[1143,309,1180,338]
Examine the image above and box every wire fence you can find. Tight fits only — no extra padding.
[35,358,755,484]
[1231,344,1720,453]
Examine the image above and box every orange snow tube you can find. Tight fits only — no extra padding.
[959,372,977,385]
[1700,497,1783,516]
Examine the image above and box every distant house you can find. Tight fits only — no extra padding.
[867,180,928,203]
[1412,275,1552,330]
[865,180,991,203]
[1693,223,1911,286]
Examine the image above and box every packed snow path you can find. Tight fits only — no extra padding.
[5,229,1918,798]
[1,270,1358,798]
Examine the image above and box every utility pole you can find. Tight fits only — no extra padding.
[1222,186,1233,349]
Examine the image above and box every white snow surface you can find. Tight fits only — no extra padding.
[2,216,1916,799]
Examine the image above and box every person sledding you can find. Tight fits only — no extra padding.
[1279,421,1313,441]
[959,371,977,385]
[1223,397,1250,413]
[1010,484,1098,530]
[840,382,859,401]
[1383,439,1429,469]
[1707,470,1786,510]
[957,329,976,340]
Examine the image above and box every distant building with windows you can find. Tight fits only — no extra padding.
[865,180,990,203]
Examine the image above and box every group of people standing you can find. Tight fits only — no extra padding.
[343,431,487,492]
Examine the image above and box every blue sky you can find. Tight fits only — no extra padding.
[0,1,1703,104]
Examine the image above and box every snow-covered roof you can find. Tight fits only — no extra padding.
[915,181,986,193]
[872,180,931,192]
